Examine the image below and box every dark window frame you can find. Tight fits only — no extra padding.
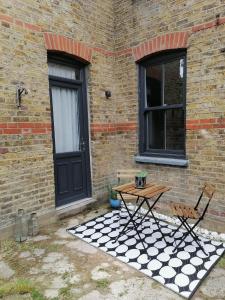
[138,50,187,159]
[48,52,86,84]
[48,53,87,156]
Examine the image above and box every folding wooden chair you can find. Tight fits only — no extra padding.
[170,183,216,255]
[116,169,141,223]
[117,169,138,201]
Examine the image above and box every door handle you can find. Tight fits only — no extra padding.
[80,139,86,152]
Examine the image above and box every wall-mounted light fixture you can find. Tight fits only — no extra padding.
[105,90,112,99]
[16,84,28,107]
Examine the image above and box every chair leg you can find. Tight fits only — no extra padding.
[170,217,187,237]
[173,217,208,256]
[181,219,208,256]
[173,229,190,251]
[181,219,200,243]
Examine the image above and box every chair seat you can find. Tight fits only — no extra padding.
[170,202,200,219]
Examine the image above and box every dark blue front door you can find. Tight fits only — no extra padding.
[49,57,91,207]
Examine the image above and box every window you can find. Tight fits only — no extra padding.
[48,54,84,154]
[139,51,186,159]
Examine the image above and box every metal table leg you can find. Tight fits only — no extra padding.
[138,193,167,244]
[115,192,147,250]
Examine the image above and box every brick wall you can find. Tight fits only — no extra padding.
[0,0,116,232]
[0,0,225,233]
[113,0,225,231]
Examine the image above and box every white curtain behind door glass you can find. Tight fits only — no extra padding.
[48,62,78,80]
[52,87,80,153]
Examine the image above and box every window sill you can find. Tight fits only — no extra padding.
[135,155,188,167]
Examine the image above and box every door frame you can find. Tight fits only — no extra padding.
[48,53,92,207]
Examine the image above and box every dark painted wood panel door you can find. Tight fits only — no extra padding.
[49,59,91,207]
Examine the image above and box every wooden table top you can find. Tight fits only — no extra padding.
[113,182,171,199]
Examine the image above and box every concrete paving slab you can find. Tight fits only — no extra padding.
[19,251,31,258]
[44,288,59,299]
[30,235,49,242]
[200,268,225,298]
[66,240,98,254]
[55,228,73,239]
[91,263,111,280]
[0,261,15,279]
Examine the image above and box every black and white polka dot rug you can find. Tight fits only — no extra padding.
[67,208,225,299]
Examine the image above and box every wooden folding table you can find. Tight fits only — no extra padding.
[113,182,171,249]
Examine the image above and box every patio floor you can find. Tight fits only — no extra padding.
[0,204,225,300]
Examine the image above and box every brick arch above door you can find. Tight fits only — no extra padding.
[133,31,189,62]
[44,33,93,63]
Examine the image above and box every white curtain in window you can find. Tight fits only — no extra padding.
[52,87,80,153]
[48,62,77,80]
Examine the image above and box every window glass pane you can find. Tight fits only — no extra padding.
[146,111,165,150]
[52,87,80,153]
[48,62,80,80]
[166,109,184,150]
[164,58,184,105]
[146,65,162,107]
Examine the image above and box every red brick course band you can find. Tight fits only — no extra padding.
[186,118,225,130]
[0,118,224,136]
[0,122,52,135]
[0,13,41,31]
[1,13,225,61]
[191,17,225,33]
[90,118,225,134]
[91,122,137,133]
[0,119,224,155]
[0,122,137,135]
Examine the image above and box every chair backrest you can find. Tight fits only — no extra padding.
[117,169,138,185]
[198,183,216,219]
[202,183,216,200]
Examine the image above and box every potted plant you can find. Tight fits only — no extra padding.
[107,185,121,209]
[135,171,148,189]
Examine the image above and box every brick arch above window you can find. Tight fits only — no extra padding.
[133,32,189,62]
[44,33,92,63]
